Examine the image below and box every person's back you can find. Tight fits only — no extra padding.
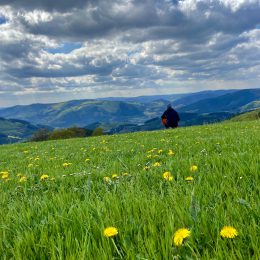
[161,105,180,128]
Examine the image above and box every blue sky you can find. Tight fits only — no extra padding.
[0,16,6,24]
[46,43,82,54]
[0,0,259,107]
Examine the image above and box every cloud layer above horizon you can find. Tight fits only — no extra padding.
[0,0,260,106]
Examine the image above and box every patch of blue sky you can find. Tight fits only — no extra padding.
[0,16,7,25]
[46,42,82,54]
[256,24,260,29]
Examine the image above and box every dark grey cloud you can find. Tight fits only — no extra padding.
[0,0,92,11]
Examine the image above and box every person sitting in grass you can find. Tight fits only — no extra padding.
[161,104,180,129]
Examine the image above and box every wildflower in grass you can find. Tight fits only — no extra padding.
[122,172,129,176]
[19,176,27,183]
[153,162,161,167]
[158,149,163,154]
[1,171,9,179]
[220,226,238,238]
[143,166,150,170]
[185,176,194,181]
[104,227,118,237]
[63,162,72,167]
[168,149,174,155]
[103,176,111,182]
[190,165,198,172]
[173,228,191,246]
[112,174,118,179]
[40,174,49,180]
[163,171,173,181]
[85,158,90,162]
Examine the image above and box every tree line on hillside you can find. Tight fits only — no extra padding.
[30,127,104,142]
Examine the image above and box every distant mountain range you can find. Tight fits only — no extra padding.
[178,89,260,113]
[0,88,259,143]
[0,117,43,144]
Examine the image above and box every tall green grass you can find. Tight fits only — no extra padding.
[0,121,259,259]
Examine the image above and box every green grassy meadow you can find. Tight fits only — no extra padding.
[0,121,259,259]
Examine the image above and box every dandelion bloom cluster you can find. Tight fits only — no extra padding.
[163,172,173,181]
[153,162,161,167]
[40,174,49,180]
[168,149,174,155]
[103,227,118,237]
[173,228,191,246]
[63,162,72,167]
[19,176,27,183]
[220,226,238,238]
[1,171,9,179]
[190,165,198,172]
[103,176,111,182]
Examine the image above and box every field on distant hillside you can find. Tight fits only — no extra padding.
[0,121,259,259]
[230,108,260,122]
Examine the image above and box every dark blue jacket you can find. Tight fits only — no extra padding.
[161,107,180,128]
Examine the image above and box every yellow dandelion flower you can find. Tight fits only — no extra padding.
[168,149,174,155]
[19,176,27,183]
[103,227,118,237]
[163,172,173,181]
[190,165,198,172]
[63,162,72,167]
[40,174,49,180]
[173,228,191,246]
[112,174,118,179]
[153,162,161,167]
[122,172,129,176]
[143,166,150,170]
[85,158,90,162]
[158,149,163,154]
[185,176,194,181]
[1,172,9,179]
[103,176,111,182]
[220,226,238,238]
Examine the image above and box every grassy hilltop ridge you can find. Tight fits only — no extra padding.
[0,121,259,259]
[229,108,260,122]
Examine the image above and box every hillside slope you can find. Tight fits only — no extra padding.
[229,108,260,121]
[0,117,40,144]
[0,121,259,259]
